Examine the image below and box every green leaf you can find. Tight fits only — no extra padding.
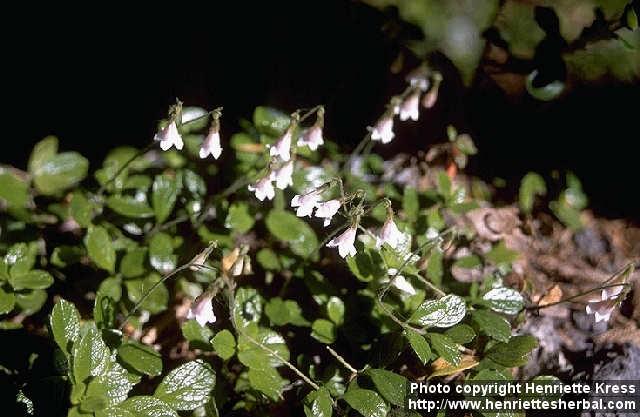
[0,287,15,315]
[181,319,214,351]
[124,273,168,314]
[9,269,53,290]
[247,366,288,400]
[225,202,255,233]
[519,173,546,214]
[402,187,419,222]
[94,293,117,329]
[482,287,524,315]
[106,196,154,219]
[211,329,236,360]
[444,324,476,345]
[100,396,177,417]
[73,326,111,383]
[405,330,432,365]
[472,309,511,343]
[453,254,482,269]
[265,209,319,258]
[409,294,466,328]
[311,319,336,344]
[28,136,58,176]
[120,248,147,278]
[29,136,88,195]
[428,333,461,366]
[366,369,407,406]
[85,361,134,407]
[86,226,116,273]
[265,297,309,327]
[486,335,538,367]
[256,248,281,270]
[117,341,162,377]
[485,242,519,266]
[327,296,345,326]
[5,242,37,277]
[346,249,385,282]
[50,299,81,355]
[152,174,178,223]
[15,289,47,315]
[237,325,290,369]
[253,106,290,136]
[70,192,93,227]
[97,276,122,301]
[0,168,30,208]
[154,360,216,411]
[343,388,389,417]
[304,387,333,417]
[51,245,84,268]
[232,287,263,328]
[148,233,176,273]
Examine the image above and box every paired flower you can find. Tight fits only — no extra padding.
[187,292,216,327]
[585,290,616,323]
[370,113,395,144]
[386,268,416,295]
[422,73,442,109]
[326,226,358,258]
[199,120,222,159]
[377,217,403,249]
[314,199,341,227]
[291,189,323,217]
[298,107,324,151]
[248,174,275,201]
[398,90,421,122]
[271,160,294,190]
[155,120,184,151]
[270,116,298,162]
[585,284,626,323]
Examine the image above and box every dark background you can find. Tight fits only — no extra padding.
[3,2,639,222]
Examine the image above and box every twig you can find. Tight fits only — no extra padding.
[326,346,359,376]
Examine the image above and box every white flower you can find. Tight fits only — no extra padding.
[270,128,293,161]
[585,290,614,323]
[399,90,421,121]
[370,114,395,144]
[271,161,294,190]
[377,218,403,249]
[199,127,222,159]
[291,189,322,217]
[387,268,416,295]
[154,121,183,151]
[187,293,216,327]
[315,199,341,227]
[298,124,324,151]
[248,175,275,201]
[326,226,357,258]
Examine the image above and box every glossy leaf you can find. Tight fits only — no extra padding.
[154,360,216,410]
[86,226,116,273]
